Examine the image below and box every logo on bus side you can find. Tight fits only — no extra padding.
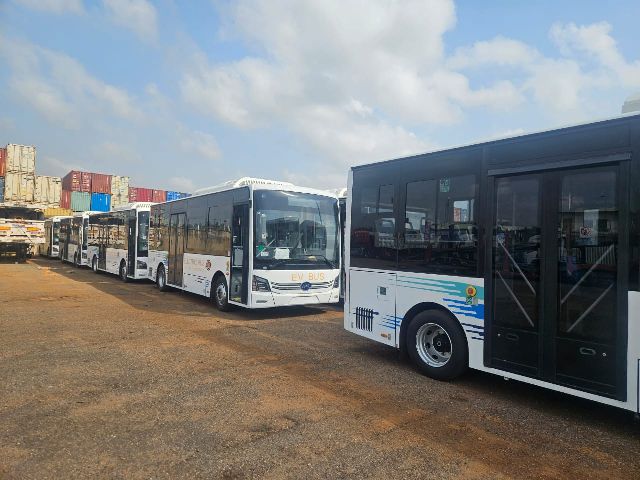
[466,285,478,305]
[205,259,212,271]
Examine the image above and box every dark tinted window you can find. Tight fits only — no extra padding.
[137,211,150,257]
[350,183,397,269]
[208,204,232,256]
[397,174,478,276]
[186,197,208,254]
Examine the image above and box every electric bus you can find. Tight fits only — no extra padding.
[43,216,71,258]
[148,178,341,310]
[86,203,153,281]
[59,212,94,266]
[345,113,640,412]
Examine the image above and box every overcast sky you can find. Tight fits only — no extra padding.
[0,0,639,192]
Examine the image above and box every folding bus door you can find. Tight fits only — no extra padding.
[230,204,249,304]
[127,213,136,276]
[168,213,187,286]
[487,161,628,400]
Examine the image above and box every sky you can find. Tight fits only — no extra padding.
[0,0,639,192]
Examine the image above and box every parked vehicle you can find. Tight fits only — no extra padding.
[148,177,341,310]
[59,212,96,266]
[344,112,640,413]
[44,216,72,258]
[86,203,153,281]
[0,205,45,261]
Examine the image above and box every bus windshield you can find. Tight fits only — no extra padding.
[53,222,60,244]
[254,191,339,270]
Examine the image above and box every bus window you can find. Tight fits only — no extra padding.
[350,183,397,270]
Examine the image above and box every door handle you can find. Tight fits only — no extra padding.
[579,347,596,356]
[505,333,519,342]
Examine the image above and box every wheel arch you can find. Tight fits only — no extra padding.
[210,270,226,295]
[399,302,467,355]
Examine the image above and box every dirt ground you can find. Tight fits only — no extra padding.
[1,258,638,479]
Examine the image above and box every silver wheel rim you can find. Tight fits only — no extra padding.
[121,264,126,280]
[416,323,452,368]
[93,259,97,271]
[216,282,227,305]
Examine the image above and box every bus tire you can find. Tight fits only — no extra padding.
[119,261,129,283]
[406,310,468,381]
[212,276,231,312]
[157,265,169,292]
[92,256,98,273]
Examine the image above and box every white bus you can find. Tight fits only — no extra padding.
[43,216,71,258]
[345,113,640,413]
[59,212,95,266]
[148,178,341,310]
[86,203,153,281]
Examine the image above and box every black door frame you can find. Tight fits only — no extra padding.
[230,203,249,304]
[168,212,186,286]
[484,156,629,401]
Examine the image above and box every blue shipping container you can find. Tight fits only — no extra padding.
[71,191,91,212]
[90,193,111,212]
[166,191,189,201]
[0,177,4,202]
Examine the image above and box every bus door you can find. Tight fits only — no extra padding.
[487,162,628,399]
[168,213,186,286]
[127,214,136,276]
[98,221,107,270]
[230,204,249,304]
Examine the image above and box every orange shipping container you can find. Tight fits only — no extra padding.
[152,189,166,202]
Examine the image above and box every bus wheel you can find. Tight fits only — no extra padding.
[119,261,129,283]
[157,265,168,292]
[92,256,98,273]
[213,276,231,312]
[406,310,468,381]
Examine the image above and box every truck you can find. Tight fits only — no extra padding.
[0,205,46,262]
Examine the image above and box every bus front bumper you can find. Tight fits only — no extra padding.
[250,289,340,308]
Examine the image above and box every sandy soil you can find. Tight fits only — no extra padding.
[0,258,638,479]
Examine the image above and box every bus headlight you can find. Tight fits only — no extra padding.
[252,275,271,292]
[333,276,340,288]
[137,260,148,270]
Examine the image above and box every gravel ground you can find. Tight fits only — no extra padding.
[1,258,638,479]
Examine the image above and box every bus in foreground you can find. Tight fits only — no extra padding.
[148,178,341,310]
[43,216,71,258]
[86,203,153,281]
[59,212,94,266]
[345,113,640,412]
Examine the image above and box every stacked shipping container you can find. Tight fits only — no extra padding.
[111,175,130,208]
[129,186,153,202]
[34,176,62,206]
[0,147,5,203]
[2,144,40,204]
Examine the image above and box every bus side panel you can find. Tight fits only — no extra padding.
[148,249,168,283]
[182,252,229,298]
[107,247,126,274]
[395,273,485,362]
[346,269,396,347]
[66,243,77,263]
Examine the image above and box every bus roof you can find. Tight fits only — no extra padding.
[351,111,640,171]
[184,178,339,201]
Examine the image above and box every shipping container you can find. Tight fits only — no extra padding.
[152,189,166,202]
[34,176,62,206]
[70,191,91,212]
[110,175,130,208]
[0,177,4,202]
[44,207,73,218]
[60,190,71,209]
[91,173,112,193]
[0,148,6,177]
[90,193,111,212]
[129,186,153,202]
[166,191,190,201]
[3,172,35,202]
[5,144,36,174]
[62,170,92,192]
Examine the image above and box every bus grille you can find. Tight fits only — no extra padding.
[354,307,375,332]
[271,281,333,292]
